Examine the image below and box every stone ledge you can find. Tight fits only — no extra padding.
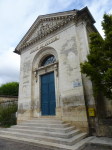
[0,95,18,98]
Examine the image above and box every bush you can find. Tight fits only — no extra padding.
[0,82,19,96]
[0,102,17,127]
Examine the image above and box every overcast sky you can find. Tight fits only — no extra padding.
[0,0,112,85]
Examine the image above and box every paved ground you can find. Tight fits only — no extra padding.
[0,138,112,150]
[0,138,50,150]
[83,144,112,150]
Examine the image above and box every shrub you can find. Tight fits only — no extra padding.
[0,102,17,127]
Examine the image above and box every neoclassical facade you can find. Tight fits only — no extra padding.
[14,7,98,133]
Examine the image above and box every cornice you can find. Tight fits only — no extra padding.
[15,10,77,52]
[15,14,77,54]
[14,7,97,55]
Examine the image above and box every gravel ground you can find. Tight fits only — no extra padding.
[0,138,112,150]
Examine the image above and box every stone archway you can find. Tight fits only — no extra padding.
[31,47,59,117]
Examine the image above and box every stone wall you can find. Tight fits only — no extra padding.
[95,93,112,137]
[0,95,18,106]
[98,119,112,137]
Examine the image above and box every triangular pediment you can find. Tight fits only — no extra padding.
[26,18,65,43]
[15,10,77,52]
[14,7,96,54]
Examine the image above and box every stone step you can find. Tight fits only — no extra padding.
[23,120,64,124]
[0,130,87,146]
[31,117,62,120]
[71,136,95,150]
[18,122,70,128]
[11,125,76,133]
[40,116,62,119]
[6,128,80,139]
[0,134,94,150]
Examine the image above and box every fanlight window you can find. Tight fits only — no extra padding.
[41,55,56,66]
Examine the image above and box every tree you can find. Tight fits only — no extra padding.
[0,82,19,96]
[80,13,112,99]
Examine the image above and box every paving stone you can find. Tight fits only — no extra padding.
[90,137,112,147]
[0,138,52,150]
[83,144,112,150]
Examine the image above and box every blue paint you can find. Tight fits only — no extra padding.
[41,72,56,115]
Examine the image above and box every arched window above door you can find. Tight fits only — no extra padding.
[41,55,56,66]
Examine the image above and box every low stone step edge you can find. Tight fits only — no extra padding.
[0,134,95,150]
[72,136,95,150]
[11,125,76,133]
[90,137,112,147]
[0,131,87,146]
[6,128,80,138]
[0,130,85,142]
[11,125,75,130]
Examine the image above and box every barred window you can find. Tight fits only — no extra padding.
[41,55,56,66]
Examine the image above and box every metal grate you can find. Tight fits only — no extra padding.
[41,55,56,66]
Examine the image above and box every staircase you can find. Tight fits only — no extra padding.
[0,117,94,150]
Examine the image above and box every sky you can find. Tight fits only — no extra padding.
[0,0,112,85]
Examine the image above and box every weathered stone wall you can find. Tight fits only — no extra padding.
[103,97,112,118]
[0,95,18,106]
[94,93,112,137]
[17,21,89,133]
[98,119,112,137]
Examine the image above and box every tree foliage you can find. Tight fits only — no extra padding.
[0,82,19,96]
[80,13,112,99]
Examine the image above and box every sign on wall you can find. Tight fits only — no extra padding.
[73,82,82,87]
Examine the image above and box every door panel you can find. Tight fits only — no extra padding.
[41,84,48,94]
[49,72,54,82]
[42,103,49,115]
[41,72,56,115]
[50,102,56,115]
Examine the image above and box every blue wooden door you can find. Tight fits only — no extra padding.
[41,72,56,115]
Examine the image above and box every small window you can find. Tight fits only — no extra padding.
[41,55,56,66]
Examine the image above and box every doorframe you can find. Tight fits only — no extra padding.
[33,61,59,116]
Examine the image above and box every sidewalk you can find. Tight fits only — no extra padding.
[90,137,112,147]
[83,137,112,150]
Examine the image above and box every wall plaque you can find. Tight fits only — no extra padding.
[73,82,81,87]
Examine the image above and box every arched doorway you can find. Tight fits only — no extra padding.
[32,47,59,117]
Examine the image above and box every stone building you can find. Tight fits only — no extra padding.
[14,7,99,134]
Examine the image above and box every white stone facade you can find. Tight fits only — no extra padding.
[15,7,98,132]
